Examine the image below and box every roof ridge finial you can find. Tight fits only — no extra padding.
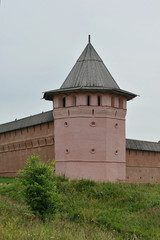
[88,34,91,44]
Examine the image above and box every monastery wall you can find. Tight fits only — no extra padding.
[0,120,160,182]
[0,122,54,177]
[126,149,160,183]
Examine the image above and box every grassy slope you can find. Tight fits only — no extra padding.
[0,177,17,184]
[0,176,160,239]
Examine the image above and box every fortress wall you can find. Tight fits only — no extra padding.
[0,122,55,177]
[126,149,160,183]
[1,118,160,183]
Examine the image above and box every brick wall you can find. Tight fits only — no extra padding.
[0,122,54,177]
[1,120,160,182]
[126,149,160,183]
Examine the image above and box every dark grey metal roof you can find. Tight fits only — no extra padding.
[44,40,137,101]
[0,111,53,134]
[61,43,120,89]
[126,139,160,153]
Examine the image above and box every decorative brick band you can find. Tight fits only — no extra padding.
[0,136,54,153]
[54,106,126,120]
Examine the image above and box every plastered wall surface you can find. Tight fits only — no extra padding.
[0,122,54,177]
[126,149,160,183]
[54,93,127,182]
[1,119,160,182]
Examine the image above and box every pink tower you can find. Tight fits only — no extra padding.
[44,36,136,182]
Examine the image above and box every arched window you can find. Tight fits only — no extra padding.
[62,97,66,107]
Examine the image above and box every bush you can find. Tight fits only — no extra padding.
[18,154,61,220]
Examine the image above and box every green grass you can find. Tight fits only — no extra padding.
[0,177,17,184]
[1,176,160,239]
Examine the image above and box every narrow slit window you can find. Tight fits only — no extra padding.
[62,97,66,107]
[75,96,76,106]
[98,96,101,106]
[87,96,90,106]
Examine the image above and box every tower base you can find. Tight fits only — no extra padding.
[56,161,126,182]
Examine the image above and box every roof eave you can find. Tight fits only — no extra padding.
[43,87,137,101]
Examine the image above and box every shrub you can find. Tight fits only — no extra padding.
[18,154,61,220]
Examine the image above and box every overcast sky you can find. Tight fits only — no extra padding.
[0,0,160,142]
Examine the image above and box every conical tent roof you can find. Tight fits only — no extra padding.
[44,38,137,101]
[60,43,120,89]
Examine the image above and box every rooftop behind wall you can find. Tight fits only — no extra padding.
[0,111,53,134]
[126,139,160,153]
